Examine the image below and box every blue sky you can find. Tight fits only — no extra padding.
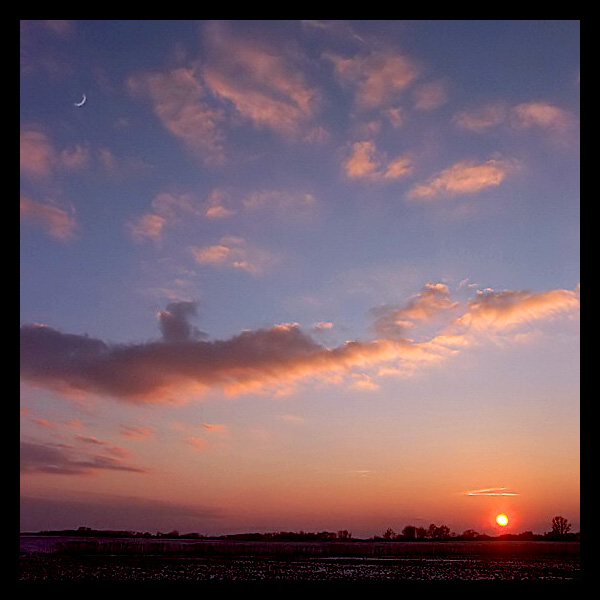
[21,21,579,537]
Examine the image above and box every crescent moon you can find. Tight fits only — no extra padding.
[74,94,87,107]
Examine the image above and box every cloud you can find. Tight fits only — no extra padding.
[465,487,519,497]
[325,49,418,110]
[20,129,56,178]
[454,100,578,142]
[188,437,209,451]
[371,282,458,339]
[120,425,157,439]
[413,80,448,111]
[453,103,508,132]
[20,194,78,241]
[201,22,320,138]
[127,213,166,244]
[126,192,205,243]
[343,140,413,181]
[127,67,225,164]
[20,128,94,178]
[157,301,206,342]
[407,157,517,200]
[242,190,317,220]
[190,236,278,274]
[20,440,147,475]
[20,284,579,404]
[20,493,224,532]
[205,188,236,219]
[454,287,580,334]
[512,101,576,135]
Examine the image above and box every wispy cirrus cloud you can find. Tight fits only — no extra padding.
[20,440,147,476]
[120,425,157,439]
[464,487,520,497]
[19,283,579,404]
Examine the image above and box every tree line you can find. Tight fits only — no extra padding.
[376,516,578,542]
[28,516,577,542]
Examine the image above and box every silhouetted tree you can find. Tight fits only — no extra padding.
[460,529,479,539]
[337,530,352,540]
[382,527,396,540]
[551,516,572,538]
[402,525,417,540]
[415,526,427,539]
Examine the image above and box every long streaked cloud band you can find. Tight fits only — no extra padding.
[20,284,579,403]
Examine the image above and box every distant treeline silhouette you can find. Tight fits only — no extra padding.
[27,516,579,542]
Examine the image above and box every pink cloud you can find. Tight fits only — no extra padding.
[512,101,576,134]
[453,103,508,132]
[325,49,418,110]
[190,236,278,275]
[188,437,209,451]
[127,67,225,164]
[343,140,413,181]
[455,287,581,333]
[202,22,320,138]
[413,80,448,111]
[20,129,55,177]
[126,213,166,244]
[120,425,157,439]
[19,284,579,403]
[20,195,78,241]
[407,157,518,200]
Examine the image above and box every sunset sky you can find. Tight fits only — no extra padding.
[20,20,580,538]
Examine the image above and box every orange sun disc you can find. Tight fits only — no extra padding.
[495,514,509,526]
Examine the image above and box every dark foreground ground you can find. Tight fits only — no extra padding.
[20,554,580,582]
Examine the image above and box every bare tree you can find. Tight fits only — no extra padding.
[551,516,572,538]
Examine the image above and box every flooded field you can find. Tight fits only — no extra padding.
[20,537,580,581]
[19,555,580,581]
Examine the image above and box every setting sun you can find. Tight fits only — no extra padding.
[496,514,509,527]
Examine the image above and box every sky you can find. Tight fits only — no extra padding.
[20,20,580,538]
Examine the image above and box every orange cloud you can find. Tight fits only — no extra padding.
[343,140,413,181]
[407,157,517,200]
[190,236,278,275]
[455,288,580,333]
[372,283,458,338]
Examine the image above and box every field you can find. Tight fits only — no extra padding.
[20,537,580,581]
